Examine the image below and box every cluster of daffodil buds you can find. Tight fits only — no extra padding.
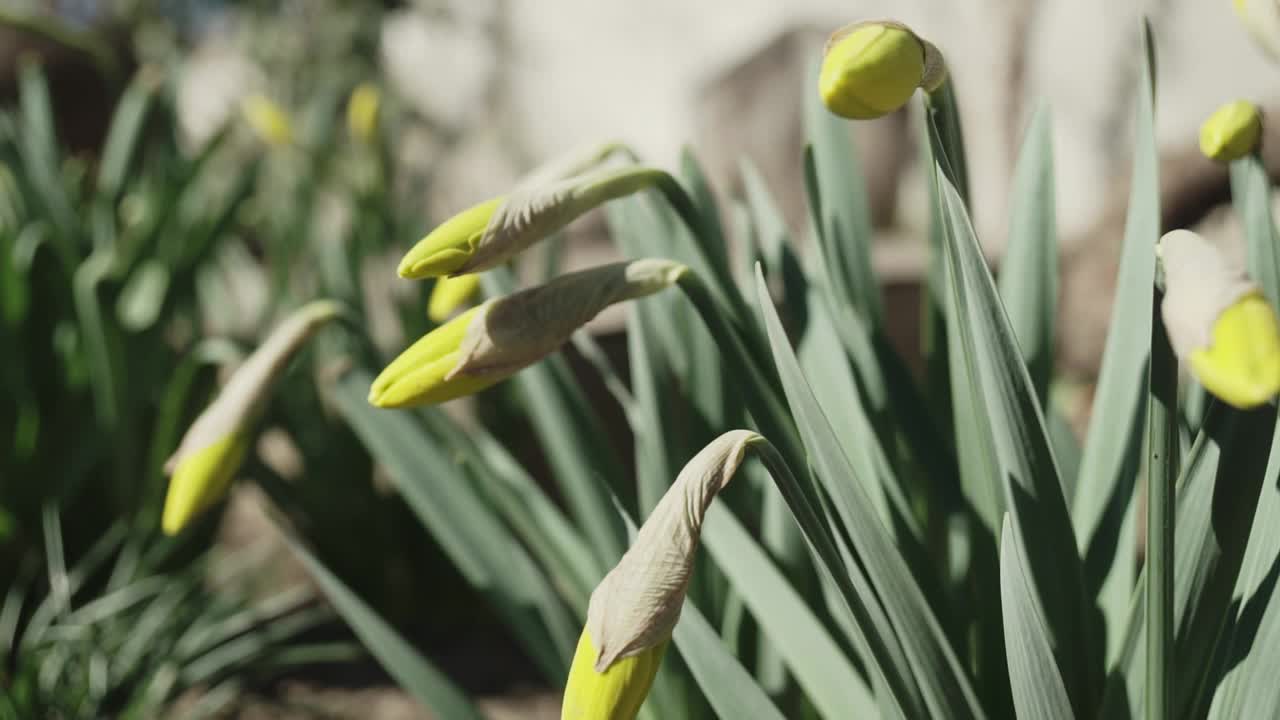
[397,143,664,278]
[370,259,686,408]
[1234,0,1280,61]
[239,93,294,147]
[561,430,761,720]
[346,82,381,144]
[162,301,342,534]
[1159,229,1280,409]
[819,20,946,120]
[1199,100,1263,162]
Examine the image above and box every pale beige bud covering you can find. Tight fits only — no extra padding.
[585,429,761,672]
[450,259,686,381]
[459,142,643,273]
[1157,229,1256,359]
[165,301,342,473]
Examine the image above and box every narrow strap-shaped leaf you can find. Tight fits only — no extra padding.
[1099,400,1277,719]
[1000,515,1074,720]
[803,58,882,328]
[1202,149,1280,720]
[702,504,877,718]
[673,598,788,720]
[935,165,1097,713]
[1073,27,1159,656]
[331,371,576,678]
[754,269,985,720]
[997,104,1057,402]
[279,531,486,720]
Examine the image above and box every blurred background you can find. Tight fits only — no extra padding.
[1,0,1276,717]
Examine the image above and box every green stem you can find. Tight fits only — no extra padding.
[676,271,813,503]
[924,79,971,207]
[1145,285,1178,720]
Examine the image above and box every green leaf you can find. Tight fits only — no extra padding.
[754,268,985,720]
[330,371,576,678]
[1000,516,1074,720]
[702,505,877,718]
[997,104,1057,402]
[1206,145,1280,720]
[673,598,788,720]
[279,530,486,720]
[1100,400,1278,719]
[803,59,882,327]
[1073,27,1159,663]
[934,163,1096,712]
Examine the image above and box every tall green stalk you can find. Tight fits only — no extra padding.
[1145,286,1179,720]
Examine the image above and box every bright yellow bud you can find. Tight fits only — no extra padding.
[240,94,294,147]
[1199,100,1263,162]
[347,83,381,143]
[397,144,660,279]
[428,273,482,323]
[561,630,667,720]
[161,301,341,534]
[398,198,502,279]
[560,431,759,720]
[162,431,250,535]
[819,21,945,120]
[371,259,685,408]
[1189,294,1280,408]
[1160,229,1280,409]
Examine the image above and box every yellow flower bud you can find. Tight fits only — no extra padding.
[398,197,503,278]
[240,94,294,147]
[561,431,760,720]
[162,431,250,535]
[428,273,482,323]
[1199,100,1263,162]
[371,260,685,408]
[397,144,659,279]
[1189,294,1280,408]
[561,631,667,720]
[1234,0,1280,61]
[347,83,381,143]
[1160,229,1280,409]
[819,20,945,120]
[162,301,342,534]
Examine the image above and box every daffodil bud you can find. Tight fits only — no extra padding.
[240,94,294,147]
[1234,0,1280,61]
[1159,229,1280,408]
[1199,100,1263,162]
[397,144,658,279]
[819,20,946,120]
[163,301,342,534]
[347,83,381,143]
[561,430,762,720]
[371,259,686,408]
[427,273,482,323]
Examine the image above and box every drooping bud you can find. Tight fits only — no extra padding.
[347,82,381,143]
[240,94,294,147]
[819,20,946,120]
[396,143,659,279]
[371,259,686,408]
[1199,100,1263,162]
[1159,229,1280,408]
[428,273,482,322]
[560,430,762,720]
[162,301,343,534]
